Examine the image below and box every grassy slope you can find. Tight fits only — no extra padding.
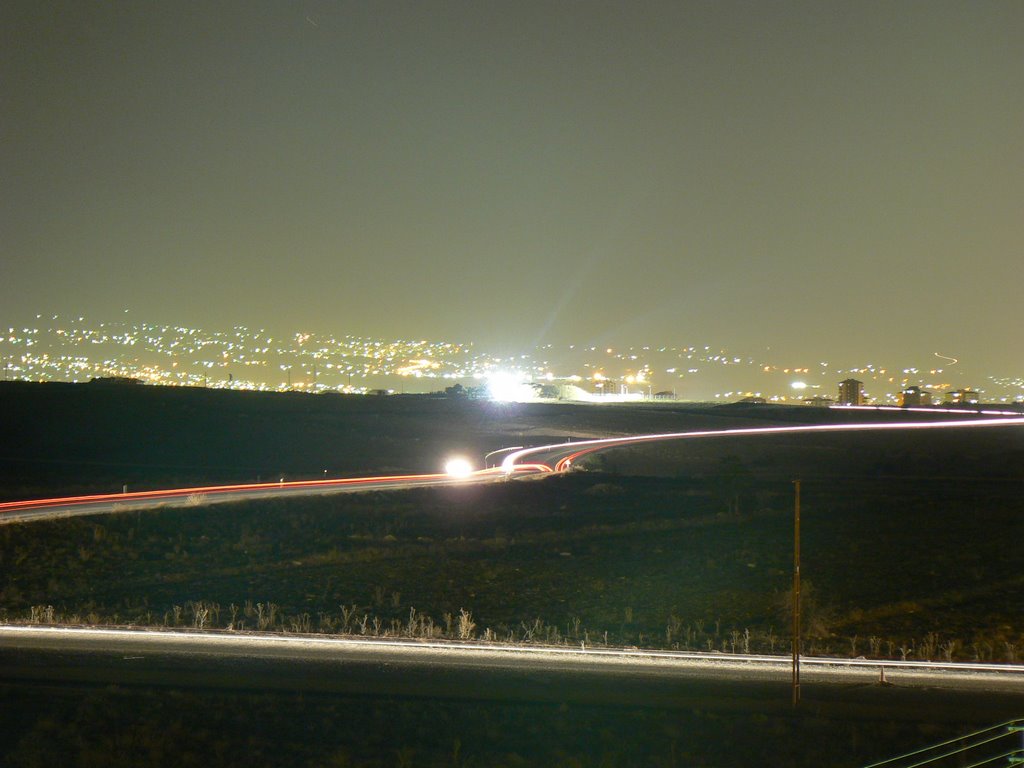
[1,380,986,499]
[1,381,795,500]
[2,383,1022,658]
[3,383,1024,767]
[3,469,1021,659]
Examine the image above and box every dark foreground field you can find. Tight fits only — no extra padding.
[3,669,1021,768]
[2,382,1023,766]
[3,469,1023,659]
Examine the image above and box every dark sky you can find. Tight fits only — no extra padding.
[2,1,1021,370]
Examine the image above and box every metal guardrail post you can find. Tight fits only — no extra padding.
[1008,724,1024,765]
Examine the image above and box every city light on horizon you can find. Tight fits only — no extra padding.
[2,312,1022,405]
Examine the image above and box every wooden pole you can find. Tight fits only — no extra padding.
[792,479,801,707]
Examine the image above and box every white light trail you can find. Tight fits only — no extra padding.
[501,416,1024,473]
[3,625,1023,676]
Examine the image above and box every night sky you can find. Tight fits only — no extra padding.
[2,2,1021,371]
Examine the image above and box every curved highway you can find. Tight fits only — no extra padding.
[500,414,1024,473]
[6,413,1023,525]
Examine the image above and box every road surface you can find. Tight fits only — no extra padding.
[2,625,1022,713]
[500,414,1024,472]
[6,413,1021,525]
[0,464,549,525]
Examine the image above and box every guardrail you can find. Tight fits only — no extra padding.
[863,718,1023,767]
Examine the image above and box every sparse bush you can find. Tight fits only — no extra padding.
[457,609,475,640]
[29,605,55,624]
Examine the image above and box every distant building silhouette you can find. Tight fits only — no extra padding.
[838,378,864,406]
[88,376,142,386]
[591,377,621,396]
[900,386,932,407]
[802,395,834,407]
[944,388,980,405]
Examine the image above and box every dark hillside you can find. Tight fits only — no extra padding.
[3,384,1024,767]
[3,468,1021,662]
[0,381,1003,500]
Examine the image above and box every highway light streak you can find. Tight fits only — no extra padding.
[0,474,444,511]
[9,418,1018,515]
[5,417,1021,520]
[501,416,1024,473]
[0,465,546,518]
[3,624,1023,678]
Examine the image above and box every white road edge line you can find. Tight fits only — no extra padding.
[3,625,1024,677]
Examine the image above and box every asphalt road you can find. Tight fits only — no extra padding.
[0,467,534,525]
[2,626,1023,718]
[8,413,1022,525]
[501,413,1024,472]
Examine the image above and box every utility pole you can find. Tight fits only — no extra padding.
[792,479,802,707]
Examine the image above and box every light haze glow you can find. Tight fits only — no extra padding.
[1,2,1021,371]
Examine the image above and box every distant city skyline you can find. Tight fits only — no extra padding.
[3,312,1021,404]
[2,2,1022,372]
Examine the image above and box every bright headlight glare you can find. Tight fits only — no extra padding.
[444,457,474,478]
